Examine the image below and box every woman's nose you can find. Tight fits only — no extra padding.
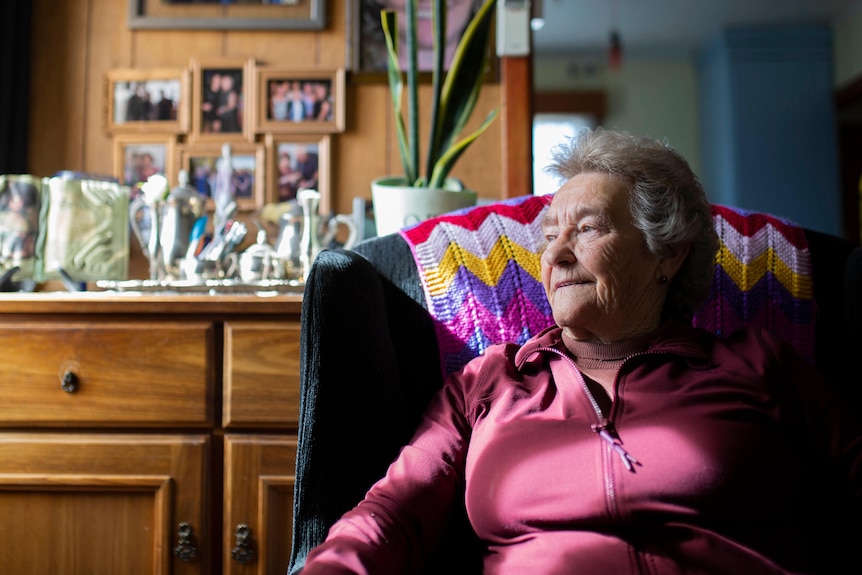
[542,237,575,266]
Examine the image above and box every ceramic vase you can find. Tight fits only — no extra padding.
[370,177,478,237]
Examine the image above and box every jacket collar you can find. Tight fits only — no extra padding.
[514,320,711,371]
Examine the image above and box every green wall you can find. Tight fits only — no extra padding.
[834,7,862,88]
[534,55,702,178]
[534,11,862,185]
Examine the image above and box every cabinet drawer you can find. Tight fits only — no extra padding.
[0,321,214,426]
[223,321,300,428]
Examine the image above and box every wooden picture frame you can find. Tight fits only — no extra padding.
[256,68,346,134]
[190,58,256,143]
[265,133,330,212]
[113,134,177,199]
[347,0,497,80]
[104,68,189,134]
[177,142,265,212]
[128,0,326,31]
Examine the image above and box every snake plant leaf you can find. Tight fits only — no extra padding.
[430,0,497,177]
[404,0,420,180]
[381,10,416,184]
[382,0,498,189]
[427,0,447,180]
[429,108,499,188]
[428,75,486,186]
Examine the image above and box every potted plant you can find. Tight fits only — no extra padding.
[371,0,499,236]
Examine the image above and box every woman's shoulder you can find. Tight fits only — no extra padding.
[710,323,797,358]
[452,327,563,389]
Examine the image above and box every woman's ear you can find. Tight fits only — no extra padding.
[659,245,691,281]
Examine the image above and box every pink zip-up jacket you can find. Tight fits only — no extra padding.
[302,321,862,574]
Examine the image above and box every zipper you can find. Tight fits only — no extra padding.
[533,345,640,473]
[592,420,640,472]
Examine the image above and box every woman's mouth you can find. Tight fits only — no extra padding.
[555,277,591,290]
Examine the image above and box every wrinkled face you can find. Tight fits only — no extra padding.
[540,172,667,343]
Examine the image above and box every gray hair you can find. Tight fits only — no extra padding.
[546,128,719,320]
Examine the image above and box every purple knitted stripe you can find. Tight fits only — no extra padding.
[693,297,815,363]
[696,266,814,324]
[427,261,550,321]
[438,290,555,349]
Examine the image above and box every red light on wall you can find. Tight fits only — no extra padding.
[609,30,622,69]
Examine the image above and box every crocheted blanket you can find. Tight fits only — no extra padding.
[400,198,814,376]
[694,204,814,363]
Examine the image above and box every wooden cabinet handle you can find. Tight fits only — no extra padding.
[173,521,197,562]
[60,370,78,393]
[231,523,255,564]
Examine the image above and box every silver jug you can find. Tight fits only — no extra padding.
[276,189,358,281]
[239,227,284,282]
[130,170,206,281]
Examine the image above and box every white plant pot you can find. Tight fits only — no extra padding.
[371,176,478,237]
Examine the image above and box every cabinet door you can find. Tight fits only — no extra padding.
[223,321,300,429]
[223,434,297,575]
[0,433,210,575]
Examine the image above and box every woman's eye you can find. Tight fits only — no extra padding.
[544,234,557,242]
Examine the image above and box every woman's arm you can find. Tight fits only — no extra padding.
[301,358,483,575]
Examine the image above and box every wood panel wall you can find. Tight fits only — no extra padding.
[28,0,505,222]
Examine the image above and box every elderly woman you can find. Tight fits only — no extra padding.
[300,129,862,574]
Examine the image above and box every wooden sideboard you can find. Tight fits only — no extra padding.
[0,292,303,575]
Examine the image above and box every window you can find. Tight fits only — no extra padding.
[532,113,596,196]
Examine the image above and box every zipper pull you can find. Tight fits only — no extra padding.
[592,421,640,473]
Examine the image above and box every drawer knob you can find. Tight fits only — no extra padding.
[60,370,79,393]
[173,521,197,562]
[231,523,255,564]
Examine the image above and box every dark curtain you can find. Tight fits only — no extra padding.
[0,0,31,174]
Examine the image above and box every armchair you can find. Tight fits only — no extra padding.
[288,195,862,574]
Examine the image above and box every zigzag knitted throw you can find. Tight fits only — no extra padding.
[693,204,814,364]
[401,195,555,376]
[400,198,814,376]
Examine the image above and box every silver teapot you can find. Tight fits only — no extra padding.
[276,188,358,281]
[130,170,206,281]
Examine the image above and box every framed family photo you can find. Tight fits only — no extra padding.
[256,68,345,134]
[346,0,497,79]
[104,68,189,133]
[127,0,327,31]
[177,142,265,212]
[112,134,176,199]
[265,133,330,211]
[190,58,256,143]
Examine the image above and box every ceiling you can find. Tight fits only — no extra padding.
[530,0,862,59]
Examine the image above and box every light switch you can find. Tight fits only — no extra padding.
[496,0,531,57]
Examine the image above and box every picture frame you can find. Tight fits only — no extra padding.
[256,68,346,134]
[177,142,265,212]
[347,0,497,79]
[112,134,177,199]
[265,133,330,212]
[127,0,326,31]
[190,58,256,143]
[104,68,189,134]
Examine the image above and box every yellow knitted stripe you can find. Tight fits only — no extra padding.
[716,244,812,297]
[423,237,543,297]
